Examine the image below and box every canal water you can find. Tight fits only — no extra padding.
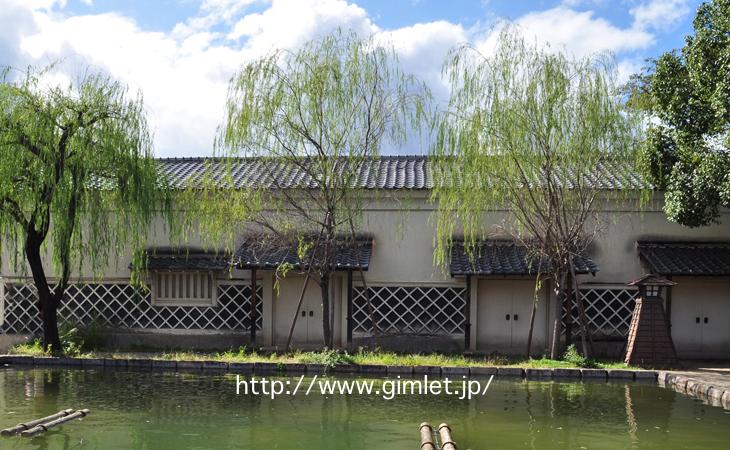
[0,367,728,449]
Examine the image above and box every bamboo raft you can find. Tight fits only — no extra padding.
[420,422,457,450]
[1,409,90,437]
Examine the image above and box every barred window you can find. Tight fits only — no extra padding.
[1,282,262,333]
[153,272,215,306]
[562,287,638,338]
[353,285,466,335]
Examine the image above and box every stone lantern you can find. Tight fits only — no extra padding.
[624,274,678,366]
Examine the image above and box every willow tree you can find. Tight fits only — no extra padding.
[0,66,167,353]
[431,29,641,358]
[198,30,429,348]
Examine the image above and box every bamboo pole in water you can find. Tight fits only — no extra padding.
[20,409,90,437]
[1,409,75,436]
[438,423,457,450]
[419,422,435,450]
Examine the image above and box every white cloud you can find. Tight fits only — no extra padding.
[19,9,243,157]
[561,0,607,6]
[617,58,644,83]
[23,0,67,10]
[172,0,259,37]
[9,0,381,156]
[0,0,684,156]
[469,5,657,85]
[376,21,467,103]
[511,6,654,58]
[631,0,690,31]
[227,0,376,51]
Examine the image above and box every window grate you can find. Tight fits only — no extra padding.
[352,285,466,335]
[562,287,638,338]
[1,282,262,334]
[154,272,214,305]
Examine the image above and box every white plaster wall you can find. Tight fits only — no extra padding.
[3,193,728,287]
[591,209,730,284]
[2,191,729,356]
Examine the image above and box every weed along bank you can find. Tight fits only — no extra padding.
[1,156,728,358]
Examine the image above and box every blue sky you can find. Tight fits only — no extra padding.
[1,0,703,157]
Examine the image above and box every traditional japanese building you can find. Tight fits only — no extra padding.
[1,156,729,358]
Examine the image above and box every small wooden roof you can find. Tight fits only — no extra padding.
[627,274,677,287]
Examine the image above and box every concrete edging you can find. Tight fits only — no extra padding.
[659,371,730,410]
[0,355,659,383]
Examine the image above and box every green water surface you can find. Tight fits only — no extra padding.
[0,367,728,449]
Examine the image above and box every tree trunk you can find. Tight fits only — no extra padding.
[40,297,61,354]
[570,260,594,358]
[564,273,573,348]
[347,216,379,334]
[25,232,61,354]
[549,272,567,359]
[526,278,539,358]
[526,299,537,358]
[285,272,312,352]
[320,272,332,348]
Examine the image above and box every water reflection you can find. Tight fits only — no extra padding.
[0,368,727,450]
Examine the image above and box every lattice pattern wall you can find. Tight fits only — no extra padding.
[1,282,262,334]
[353,285,466,335]
[562,287,638,338]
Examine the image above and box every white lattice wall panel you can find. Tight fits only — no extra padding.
[562,287,638,338]
[353,286,466,335]
[1,282,262,334]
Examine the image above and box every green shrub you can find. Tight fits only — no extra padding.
[59,323,84,356]
[562,344,597,368]
[219,346,250,361]
[10,339,47,356]
[58,319,106,356]
[299,348,353,368]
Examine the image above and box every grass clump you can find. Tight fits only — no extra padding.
[7,341,633,370]
[9,319,105,357]
[561,344,598,368]
[299,348,354,368]
[9,339,47,356]
[349,348,472,367]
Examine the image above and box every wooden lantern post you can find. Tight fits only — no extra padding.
[624,274,678,366]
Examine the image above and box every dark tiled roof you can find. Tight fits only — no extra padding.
[450,240,599,276]
[637,241,730,276]
[233,235,372,271]
[159,156,431,190]
[137,248,231,271]
[156,156,644,190]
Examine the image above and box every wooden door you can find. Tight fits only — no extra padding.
[509,282,539,352]
[477,279,537,353]
[477,279,513,351]
[697,279,730,358]
[273,276,310,347]
[671,280,703,355]
[305,287,325,346]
